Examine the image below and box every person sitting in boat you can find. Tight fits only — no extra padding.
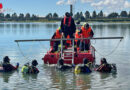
[79,23,94,51]
[74,58,92,74]
[74,30,81,52]
[22,60,39,74]
[51,27,62,53]
[2,56,19,72]
[74,21,81,52]
[96,58,114,73]
[57,58,72,71]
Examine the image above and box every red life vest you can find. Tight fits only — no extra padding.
[63,16,72,27]
[55,29,62,39]
[81,26,92,38]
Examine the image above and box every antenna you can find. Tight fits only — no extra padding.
[70,4,73,16]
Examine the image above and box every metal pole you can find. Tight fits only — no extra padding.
[14,37,124,42]
[72,39,74,64]
[61,39,63,59]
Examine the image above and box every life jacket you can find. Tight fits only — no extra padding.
[30,66,39,74]
[21,65,29,73]
[66,35,71,44]
[75,31,81,42]
[75,65,81,74]
[63,16,72,27]
[55,29,62,39]
[97,64,111,72]
[81,26,92,38]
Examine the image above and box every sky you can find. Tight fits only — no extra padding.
[0,0,130,17]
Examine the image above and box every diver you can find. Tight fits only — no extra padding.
[2,56,19,72]
[75,58,92,74]
[22,60,39,74]
[57,58,72,71]
[96,58,117,73]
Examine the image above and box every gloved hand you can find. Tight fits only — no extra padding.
[16,63,19,67]
[72,64,75,68]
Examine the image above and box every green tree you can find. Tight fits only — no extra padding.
[120,11,128,17]
[5,14,11,20]
[79,12,85,21]
[108,12,118,18]
[74,12,80,20]
[0,13,4,20]
[46,13,52,19]
[12,13,18,21]
[128,11,130,18]
[98,10,103,18]
[85,11,90,19]
[25,13,31,20]
[53,13,58,18]
[31,14,38,20]
[19,13,24,21]
[92,11,97,18]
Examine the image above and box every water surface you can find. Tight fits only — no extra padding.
[0,22,130,90]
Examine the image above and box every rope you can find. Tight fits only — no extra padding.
[38,41,49,51]
[95,39,123,57]
[16,42,31,61]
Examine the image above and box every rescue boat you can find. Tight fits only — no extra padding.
[42,39,96,65]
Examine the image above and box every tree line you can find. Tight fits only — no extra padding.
[0,10,130,22]
[0,13,39,21]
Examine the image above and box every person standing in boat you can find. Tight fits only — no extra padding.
[51,27,62,53]
[79,23,94,51]
[2,56,19,72]
[60,12,76,46]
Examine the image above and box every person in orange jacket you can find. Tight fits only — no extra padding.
[79,23,94,51]
[51,27,62,53]
[74,30,81,52]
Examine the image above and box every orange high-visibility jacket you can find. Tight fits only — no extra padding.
[81,26,92,38]
[55,29,62,39]
[75,31,81,42]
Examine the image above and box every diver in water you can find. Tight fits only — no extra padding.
[2,56,19,72]
[96,58,117,73]
[22,60,39,74]
[75,58,92,74]
[57,58,72,71]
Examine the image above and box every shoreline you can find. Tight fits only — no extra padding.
[1,20,130,23]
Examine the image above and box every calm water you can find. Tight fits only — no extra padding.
[0,22,130,90]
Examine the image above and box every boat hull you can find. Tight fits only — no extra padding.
[42,46,95,65]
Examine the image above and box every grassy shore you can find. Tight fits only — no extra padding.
[1,18,130,23]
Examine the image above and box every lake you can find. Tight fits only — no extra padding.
[0,22,130,90]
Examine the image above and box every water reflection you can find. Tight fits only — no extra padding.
[74,74,91,90]
[0,71,15,83]
[45,66,92,90]
[22,74,38,81]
